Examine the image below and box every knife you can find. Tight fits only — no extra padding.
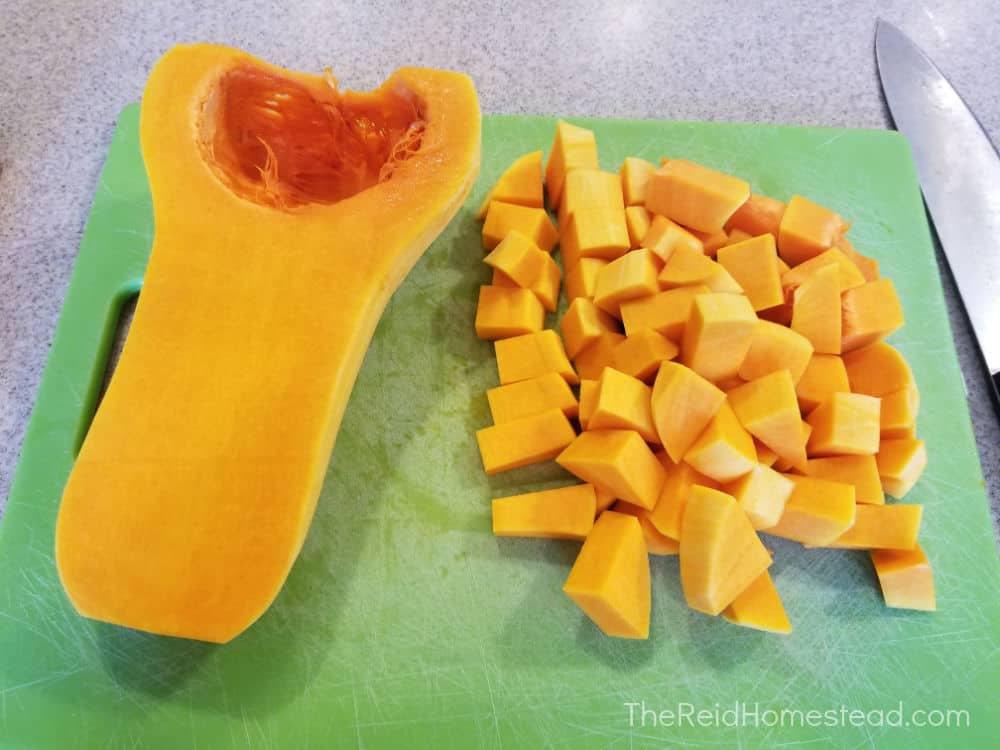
[875,19,1000,404]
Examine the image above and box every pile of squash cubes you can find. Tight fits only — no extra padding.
[473,121,932,639]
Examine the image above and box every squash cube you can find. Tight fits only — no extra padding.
[681,293,757,382]
[684,401,758,482]
[612,329,679,381]
[796,354,850,413]
[593,248,661,317]
[560,208,630,268]
[651,361,726,462]
[686,226,730,257]
[717,234,784,310]
[841,278,905,352]
[880,385,919,439]
[495,329,578,385]
[476,408,577,475]
[725,193,785,237]
[723,463,795,530]
[646,160,750,232]
[680,486,772,615]
[573,331,626,380]
[658,244,742,293]
[559,169,625,226]
[817,504,922,550]
[842,341,914,397]
[560,297,620,359]
[777,195,848,266]
[475,150,544,219]
[483,230,561,311]
[620,157,656,206]
[545,120,598,207]
[739,320,813,383]
[722,571,792,634]
[595,485,616,514]
[564,257,608,302]
[781,246,866,295]
[620,285,710,340]
[482,201,558,252]
[492,484,596,539]
[578,379,598,430]
[475,285,545,340]
[806,392,881,456]
[491,268,518,287]
[764,475,856,544]
[792,264,841,354]
[557,430,667,510]
[728,370,807,471]
[876,438,927,499]
[725,228,753,245]
[803,454,884,505]
[640,214,704,262]
[487,372,579,424]
[647,457,719,539]
[870,543,936,611]
[563,511,650,638]
[625,205,652,249]
[754,440,780,468]
[836,236,880,282]
[613,501,679,555]
[589,367,658,443]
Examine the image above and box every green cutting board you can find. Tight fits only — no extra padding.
[2,106,998,749]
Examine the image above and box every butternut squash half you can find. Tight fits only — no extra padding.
[55,44,480,642]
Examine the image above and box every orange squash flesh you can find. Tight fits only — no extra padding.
[722,571,792,634]
[871,543,936,611]
[57,45,481,642]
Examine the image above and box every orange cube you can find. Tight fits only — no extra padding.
[491,267,518,287]
[560,297,620,359]
[648,456,718,539]
[561,208,630,267]
[686,226,730,257]
[483,230,561,311]
[646,160,751,232]
[593,248,661,317]
[492,484,595,539]
[725,228,754,246]
[545,120,598,208]
[573,331,626,380]
[796,354,850,413]
[640,214,704,262]
[880,385,919,439]
[620,285,710,340]
[612,329,679,381]
[476,408,577,475]
[723,463,795,530]
[806,392,881,456]
[837,236,880,282]
[876,438,927,499]
[684,401,758,482]
[564,257,608,302]
[620,157,656,206]
[475,285,545,340]
[870,543,936,611]
[578,379,598,430]
[487,372,579,424]
[725,193,785,236]
[682,293,758,382]
[764,475,856,545]
[818,504,922,550]
[717,234,784,310]
[842,341,914,397]
[792,264,841,355]
[803,454,884,505]
[613,500,680,555]
[475,150,544,219]
[758,300,793,327]
[495,329,578,385]
[482,201,558,252]
[777,195,848,266]
[559,169,625,226]
[557,430,667,510]
[680,486,772,615]
[589,367,659,443]
[563,511,650,638]
[728,370,807,471]
[595,485,616,514]
[739,320,814,384]
[625,205,652,249]
[651,361,726,462]
[722,571,792,634]
[841,279,905,352]
[781,247,866,295]
[658,244,743,293]
[754,440,780,468]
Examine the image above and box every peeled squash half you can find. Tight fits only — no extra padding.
[55,45,481,642]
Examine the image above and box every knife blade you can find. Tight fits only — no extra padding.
[875,19,1000,402]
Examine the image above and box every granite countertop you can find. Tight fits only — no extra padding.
[1,0,997,535]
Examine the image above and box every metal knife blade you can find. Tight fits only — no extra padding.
[875,19,1000,400]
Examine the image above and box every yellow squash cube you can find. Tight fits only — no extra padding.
[728,370,807,471]
[841,279,905,352]
[589,367,659,443]
[646,159,750,232]
[658,244,742,293]
[482,201,558,252]
[620,157,656,206]
[739,320,813,384]
[876,438,927,499]
[781,246,866,295]
[476,408,577,475]
[795,354,850,413]
[561,208,630,267]
[612,329,679,381]
[870,543,936,611]
[557,430,667,510]
[625,205,652,249]
[559,169,625,225]
[475,150,544,219]
[492,484,596,539]
[578,379,598,430]
[722,571,792,634]
[880,385,919,439]
[619,285,709,340]
[725,193,785,237]
[803,454,884,504]
[806,392,881,456]
[842,341,914,397]
[651,360,726,463]
[564,257,608,302]
[716,234,784,310]
[560,297,620,359]
[792,264,842,355]
[495,329,578,385]
[593,248,661,317]
[613,500,680,555]
[545,120,598,208]
[640,214,704,262]
[683,401,758,483]
[777,195,848,266]
[817,504,922,550]
[483,230,561,311]
[573,331,626,380]
[764,475,856,545]
[723,463,795,530]
[474,285,545,340]
[681,292,757,382]
[486,372,579,424]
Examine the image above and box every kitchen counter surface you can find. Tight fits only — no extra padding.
[1,0,997,537]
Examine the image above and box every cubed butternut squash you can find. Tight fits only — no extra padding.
[876,438,927,499]
[560,297,620,359]
[686,226,730,257]
[612,329,679,381]
[564,257,607,302]
[475,285,545,340]
[781,247,866,295]
[795,354,850,413]
[557,430,667,510]
[492,484,596,539]
[573,331,626,380]
[487,372,579,424]
[658,244,742,293]
[716,234,784,310]
[563,511,650,638]
[613,501,680,555]
[684,401,758,482]
[491,268,518,287]
[803,455,884,505]
[723,463,795,530]
[777,195,848,266]
[476,408,577,475]
[560,208,630,267]
[841,341,914,397]
[595,485,616,514]
[495,329,578,385]
[559,169,625,226]
[483,230,561,310]
[647,457,719,539]
[763,475,856,545]
[870,543,936,611]
[589,367,659,443]
[816,504,922,550]
[836,236,880,282]
[841,278,905,352]
[545,120,598,207]
[620,285,710,340]
[725,193,785,237]
[646,160,750,232]
[475,150,544,219]
[681,293,757,382]
[620,157,656,206]
[641,214,704,262]
[482,201,558,252]
[806,392,881,456]
[754,440,780,468]
[739,320,813,384]
[651,361,727,462]
[679,486,772,615]
[725,228,753,246]
[792,264,842,355]
[728,370,806,471]
[593,248,661,317]
[578,379,598,430]
[625,205,652,249]
[880,385,919,439]
[721,571,792,634]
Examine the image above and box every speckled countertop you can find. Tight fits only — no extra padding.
[0,0,997,537]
